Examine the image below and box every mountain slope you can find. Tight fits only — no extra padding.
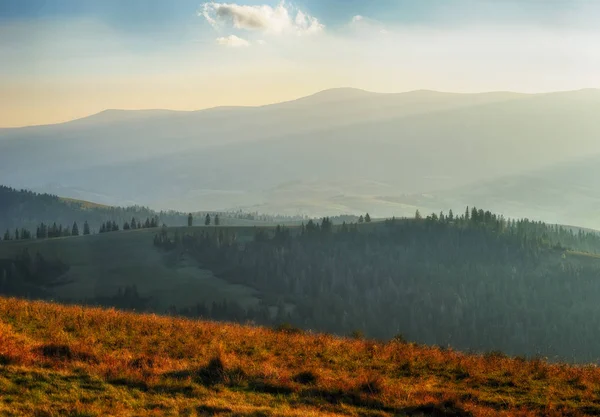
[2,296,600,416]
[2,88,600,220]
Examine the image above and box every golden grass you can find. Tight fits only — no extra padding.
[1,297,600,416]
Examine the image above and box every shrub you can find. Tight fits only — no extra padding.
[350,330,364,340]
[274,323,303,335]
[293,371,318,385]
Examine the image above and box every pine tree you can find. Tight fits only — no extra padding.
[365,213,371,223]
[358,215,364,224]
[83,221,91,235]
[188,213,193,227]
[72,222,79,236]
[123,222,130,230]
[3,230,10,241]
[131,217,137,229]
[205,214,211,226]
[415,210,422,220]
[214,214,220,226]
[100,223,106,233]
[15,228,20,240]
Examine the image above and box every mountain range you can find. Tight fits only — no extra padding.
[2,87,600,227]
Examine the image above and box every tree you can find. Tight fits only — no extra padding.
[15,228,20,240]
[365,213,371,223]
[214,214,220,226]
[123,222,130,231]
[131,217,137,229]
[415,210,422,220]
[188,213,193,227]
[72,222,79,236]
[205,214,211,226]
[358,215,364,224]
[83,221,91,235]
[3,229,10,241]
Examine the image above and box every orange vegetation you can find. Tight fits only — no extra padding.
[1,296,600,416]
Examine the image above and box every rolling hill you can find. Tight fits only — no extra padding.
[2,88,600,225]
[2,296,600,417]
[4,212,600,362]
[0,185,308,235]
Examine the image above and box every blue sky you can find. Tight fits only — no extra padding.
[1,1,599,127]
[2,0,597,30]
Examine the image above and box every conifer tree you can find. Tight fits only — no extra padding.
[214,214,220,226]
[358,215,364,223]
[123,222,130,230]
[188,213,193,227]
[365,213,371,223]
[83,221,91,235]
[3,230,10,241]
[205,214,211,226]
[72,222,79,236]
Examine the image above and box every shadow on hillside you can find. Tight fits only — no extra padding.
[160,358,472,416]
[37,343,97,363]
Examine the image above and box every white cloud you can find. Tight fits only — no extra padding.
[216,34,250,47]
[200,2,324,36]
[351,15,364,23]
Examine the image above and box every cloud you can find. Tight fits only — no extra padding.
[216,34,250,47]
[200,2,324,36]
[351,15,364,23]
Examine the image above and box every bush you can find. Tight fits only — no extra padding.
[350,330,364,340]
[274,323,303,335]
[293,371,318,385]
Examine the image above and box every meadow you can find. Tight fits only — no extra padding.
[2,296,600,416]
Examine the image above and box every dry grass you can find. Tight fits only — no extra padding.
[1,297,600,416]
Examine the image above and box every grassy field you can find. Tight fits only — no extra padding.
[2,297,600,416]
[0,227,265,311]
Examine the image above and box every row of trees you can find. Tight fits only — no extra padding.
[187,213,221,226]
[1,216,166,241]
[99,216,161,234]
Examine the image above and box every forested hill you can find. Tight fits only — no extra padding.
[154,209,600,362]
[0,186,308,235]
[0,185,186,234]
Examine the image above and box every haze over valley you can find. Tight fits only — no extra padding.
[2,87,600,228]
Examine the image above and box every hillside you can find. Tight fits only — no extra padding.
[2,89,600,224]
[0,186,308,236]
[2,296,600,417]
[4,210,600,362]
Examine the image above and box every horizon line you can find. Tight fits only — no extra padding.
[2,86,598,130]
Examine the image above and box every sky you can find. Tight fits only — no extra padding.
[1,0,600,127]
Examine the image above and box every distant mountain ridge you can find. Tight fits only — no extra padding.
[2,87,600,227]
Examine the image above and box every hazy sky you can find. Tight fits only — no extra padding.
[1,0,600,127]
